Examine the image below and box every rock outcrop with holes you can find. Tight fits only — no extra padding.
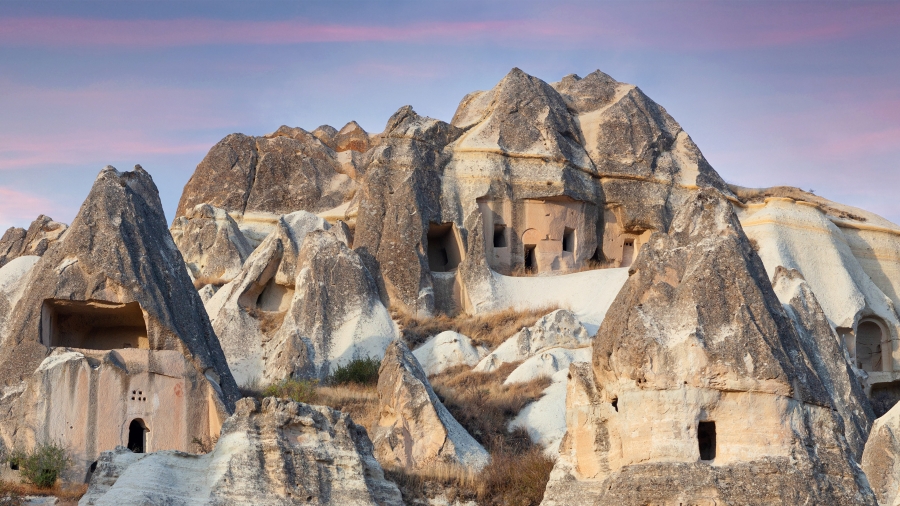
[862,401,900,506]
[373,341,489,471]
[352,106,462,315]
[175,126,357,219]
[79,397,403,506]
[0,214,67,268]
[206,213,395,385]
[542,189,876,505]
[0,165,238,480]
[170,203,253,287]
[474,309,589,373]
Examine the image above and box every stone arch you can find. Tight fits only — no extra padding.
[857,317,888,373]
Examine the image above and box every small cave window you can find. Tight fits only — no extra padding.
[698,421,716,461]
[611,397,618,412]
[621,238,636,268]
[128,419,148,454]
[41,299,149,350]
[562,227,575,253]
[427,223,463,272]
[857,319,886,372]
[524,245,537,272]
[493,225,508,248]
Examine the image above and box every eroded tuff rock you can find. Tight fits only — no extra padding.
[543,189,875,505]
[474,309,589,373]
[175,125,356,219]
[80,397,402,506]
[207,213,395,385]
[0,166,238,479]
[0,255,39,338]
[0,215,67,268]
[412,331,486,376]
[353,106,462,314]
[862,401,900,506]
[373,341,489,471]
[170,203,253,286]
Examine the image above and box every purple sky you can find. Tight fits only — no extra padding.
[1,1,898,230]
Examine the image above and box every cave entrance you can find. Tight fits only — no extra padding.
[427,223,463,272]
[41,299,149,350]
[524,245,537,272]
[621,238,636,268]
[562,227,575,253]
[127,419,148,453]
[857,318,886,372]
[493,225,508,248]
[698,421,716,461]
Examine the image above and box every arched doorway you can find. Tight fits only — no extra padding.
[857,318,886,372]
[127,419,148,453]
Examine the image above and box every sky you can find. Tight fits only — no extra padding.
[1,1,898,230]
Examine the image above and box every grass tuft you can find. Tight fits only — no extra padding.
[329,357,381,386]
[261,378,319,404]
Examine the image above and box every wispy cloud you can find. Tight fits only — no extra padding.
[0,187,71,230]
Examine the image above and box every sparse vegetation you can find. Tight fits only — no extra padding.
[261,378,319,404]
[244,307,287,336]
[0,480,87,505]
[317,383,380,433]
[191,434,219,454]
[4,442,71,489]
[329,357,381,386]
[391,304,560,350]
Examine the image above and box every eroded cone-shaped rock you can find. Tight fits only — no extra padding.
[175,126,356,219]
[0,214,67,268]
[80,397,403,506]
[543,189,875,505]
[354,106,462,314]
[373,341,489,471]
[862,402,900,506]
[0,166,239,480]
[170,203,253,286]
[334,120,371,153]
[474,309,590,373]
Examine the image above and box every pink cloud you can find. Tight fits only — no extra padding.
[0,187,70,230]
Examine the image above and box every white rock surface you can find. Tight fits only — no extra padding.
[862,400,900,506]
[504,346,591,385]
[80,397,402,506]
[509,369,570,454]
[0,255,39,336]
[412,331,487,376]
[474,309,590,373]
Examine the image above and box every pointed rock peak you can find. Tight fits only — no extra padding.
[312,124,338,150]
[334,120,371,152]
[381,105,461,146]
[265,125,317,143]
[338,120,366,135]
[553,69,624,113]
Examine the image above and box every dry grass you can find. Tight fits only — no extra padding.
[245,307,286,336]
[316,383,380,434]
[392,304,560,350]
[430,363,551,453]
[384,447,555,506]
[0,480,87,505]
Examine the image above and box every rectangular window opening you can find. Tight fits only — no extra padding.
[493,225,508,248]
[562,227,575,253]
[698,421,716,461]
[524,245,537,272]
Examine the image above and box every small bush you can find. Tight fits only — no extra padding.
[329,357,380,386]
[5,442,71,489]
[263,378,319,404]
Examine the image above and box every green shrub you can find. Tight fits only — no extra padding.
[263,378,319,404]
[330,357,380,386]
[5,442,71,489]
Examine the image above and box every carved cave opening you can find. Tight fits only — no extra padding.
[698,421,716,461]
[621,239,636,268]
[427,223,463,272]
[563,227,575,253]
[857,319,885,372]
[524,244,537,272]
[493,224,508,248]
[41,299,149,350]
[127,419,148,454]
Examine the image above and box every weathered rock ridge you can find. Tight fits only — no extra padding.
[80,397,402,505]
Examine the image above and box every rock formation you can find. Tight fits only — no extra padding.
[206,212,395,384]
[373,341,489,471]
[862,401,900,506]
[0,166,239,479]
[80,397,403,506]
[411,331,486,376]
[474,309,590,373]
[0,214,67,268]
[543,189,876,505]
[170,203,253,287]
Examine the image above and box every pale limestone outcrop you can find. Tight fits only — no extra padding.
[207,213,395,385]
[0,215,67,268]
[80,397,402,506]
[0,255,39,337]
[509,369,570,454]
[373,341,489,471]
[503,346,591,385]
[474,309,589,373]
[0,166,237,481]
[542,189,876,505]
[734,188,900,414]
[862,401,900,506]
[412,331,486,376]
[170,203,253,286]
